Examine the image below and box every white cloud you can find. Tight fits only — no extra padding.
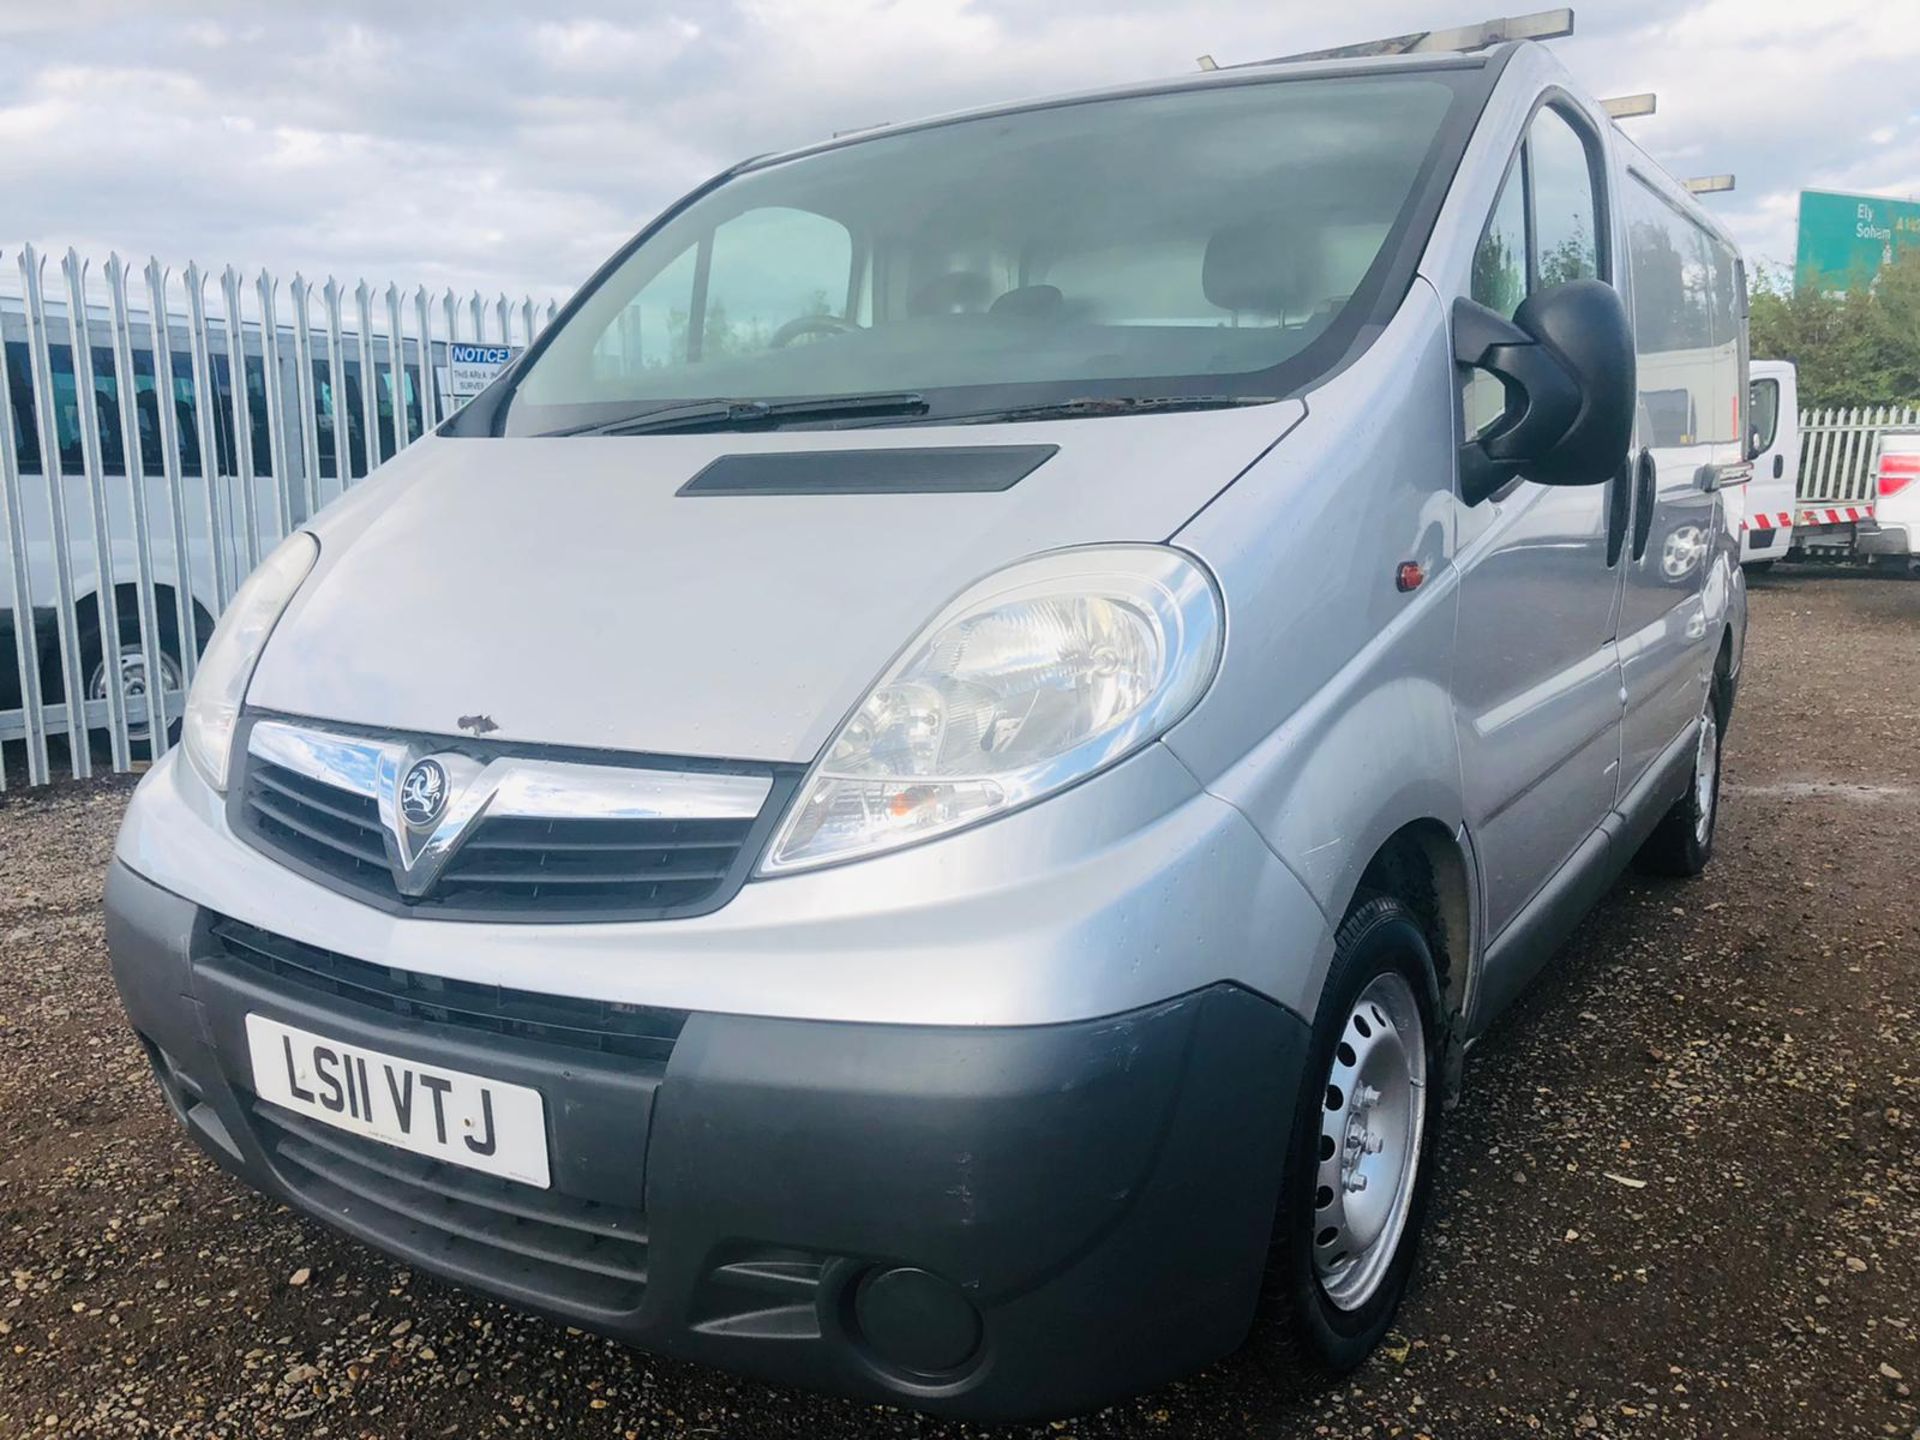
[0,0,1914,306]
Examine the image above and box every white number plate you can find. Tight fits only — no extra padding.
[245,1013,550,1189]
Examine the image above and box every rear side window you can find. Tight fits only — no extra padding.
[4,339,38,473]
[1626,176,1742,447]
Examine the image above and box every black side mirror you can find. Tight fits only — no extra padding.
[1454,278,1636,504]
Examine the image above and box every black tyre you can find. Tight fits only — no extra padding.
[1262,895,1442,1371]
[78,602,186,758]
[1633,676,1724,878]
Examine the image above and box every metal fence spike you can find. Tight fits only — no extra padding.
[4,244,558,784]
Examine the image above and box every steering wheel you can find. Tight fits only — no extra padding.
[770,313,859,348]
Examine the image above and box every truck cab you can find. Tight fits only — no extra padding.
[1741,358,1799,568]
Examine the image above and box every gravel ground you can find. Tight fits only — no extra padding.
[2,567,1916,1440]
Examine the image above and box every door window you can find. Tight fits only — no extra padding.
[1466,159,1529,436]
[701,206,853,360]
[1530,107,1600,286]
[1465,103,1606,438]
[1749,377,1779,453]
[1471,158,1528,319]
[590,243,697,381]
[581,208,853,388]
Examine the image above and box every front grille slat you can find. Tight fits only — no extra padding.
[462,833,740,856]
[209,918,687,1064]
[250,766,382,829]
[442,862,734,886]
[270,1127,648,1284]
[237,744,777,921]
[250,1101,650,1313]
[248,789,390,867]
[268,1106,642,1243]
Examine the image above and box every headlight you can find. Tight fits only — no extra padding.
[183,531,319,791]
[762,544,1222,874]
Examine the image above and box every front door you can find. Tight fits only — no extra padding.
[1453,101,1625,948]
[1740,365,1799,560]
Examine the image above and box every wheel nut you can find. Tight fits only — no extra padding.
[1358,1085,1382,1109]
[1345,1173,1369,1193]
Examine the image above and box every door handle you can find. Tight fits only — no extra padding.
[1774,454,1785,480]
[1694,460,1752,492]
[1631,449,1657,562]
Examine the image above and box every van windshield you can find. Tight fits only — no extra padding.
[508,69,1472,433]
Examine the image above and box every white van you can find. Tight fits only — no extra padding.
[104,37,1748,1420]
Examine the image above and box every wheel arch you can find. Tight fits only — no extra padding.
[1346,819,1478,1031]
[36,583,215,703]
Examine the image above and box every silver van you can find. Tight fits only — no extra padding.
[105,37,1749,1421]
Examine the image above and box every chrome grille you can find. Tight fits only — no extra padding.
[245,758,390,889]
[232,717,789,921]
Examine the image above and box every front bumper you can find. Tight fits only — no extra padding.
[107,860,1310,1420]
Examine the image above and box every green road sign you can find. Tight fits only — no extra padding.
[1796,189,1920,292]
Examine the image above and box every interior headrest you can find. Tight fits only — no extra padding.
[1203,214,1311,316]
[988,284,1063,320]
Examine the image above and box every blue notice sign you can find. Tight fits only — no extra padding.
[447,342,523,405]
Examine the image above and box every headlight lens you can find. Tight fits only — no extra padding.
[762,545,1222,873]
[183,531,318,791]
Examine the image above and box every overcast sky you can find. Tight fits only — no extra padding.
[3,0,1917,308]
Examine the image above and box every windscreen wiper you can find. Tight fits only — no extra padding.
[553,392,929,437]
[903,394,1280,426]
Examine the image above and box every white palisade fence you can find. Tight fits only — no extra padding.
[0,244,558,789]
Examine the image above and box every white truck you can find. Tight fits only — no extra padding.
[1733,361,1919,573]
[1781,373,1920,571]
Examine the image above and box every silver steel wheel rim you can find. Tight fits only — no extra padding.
[1313,969,1427,1312]
[87,650,182,743]
[1693,698,1718,846]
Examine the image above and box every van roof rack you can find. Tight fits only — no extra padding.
[1229,6,1573,67]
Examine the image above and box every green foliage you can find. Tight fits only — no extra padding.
[1471,228,1524,318]
[1751,249,1920,409]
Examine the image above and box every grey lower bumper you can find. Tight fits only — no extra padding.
[1855,520,1914,557]
[105,859,1310,1421]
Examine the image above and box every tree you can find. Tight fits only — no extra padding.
[1750,249,1920,410]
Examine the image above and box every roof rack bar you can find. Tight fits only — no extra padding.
[1685,175,1735,195]
[1602,93,1658,119]
[1250,7,1573,65]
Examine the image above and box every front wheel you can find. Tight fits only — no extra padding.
[1262,896,1441,1371]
